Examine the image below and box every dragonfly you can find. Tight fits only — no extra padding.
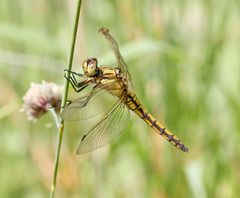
[61,27,189,154]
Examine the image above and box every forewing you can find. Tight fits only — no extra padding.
[99,27,133,88]
[76,100,130,154]
[61,81,121,121]
[61,83,117,121]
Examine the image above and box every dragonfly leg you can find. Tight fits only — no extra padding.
[48,99,73,111]
[66,99,72,106]
[69,78,89,93]
[64,72,81,87]
[64,73,92,93]
[64,69,84,77]
[70,73,80,86]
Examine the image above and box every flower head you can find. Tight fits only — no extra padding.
[22,81,63,121]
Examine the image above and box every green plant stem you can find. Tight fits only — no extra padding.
[50,0,83,197]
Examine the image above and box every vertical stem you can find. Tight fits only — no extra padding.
[50,0,83,197]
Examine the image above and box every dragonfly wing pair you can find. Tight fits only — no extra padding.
[61,83,130,154]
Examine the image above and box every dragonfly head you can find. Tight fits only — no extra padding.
[82,58,99,77]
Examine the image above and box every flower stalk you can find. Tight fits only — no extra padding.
[50,0,83,197]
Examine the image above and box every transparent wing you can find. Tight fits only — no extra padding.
[99,27,133,88]
[61,89,113,121]
[76,99,130,154]
[60,83,118,121]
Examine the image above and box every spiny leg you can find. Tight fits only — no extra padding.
[64,72,79,88]
[64,69,84,77]
[64,73,91,93]
[64,69,85,88]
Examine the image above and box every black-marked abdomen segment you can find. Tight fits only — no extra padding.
[125,92,188,152]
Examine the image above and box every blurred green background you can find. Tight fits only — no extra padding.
[0,0,239,197]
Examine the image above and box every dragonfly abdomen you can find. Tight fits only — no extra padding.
[125,92,188,152]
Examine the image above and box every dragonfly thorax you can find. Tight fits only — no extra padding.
[82,58,99,77]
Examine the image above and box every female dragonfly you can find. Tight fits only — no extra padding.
[61,27,189,154]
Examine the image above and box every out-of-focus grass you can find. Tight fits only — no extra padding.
[0,0,239,197]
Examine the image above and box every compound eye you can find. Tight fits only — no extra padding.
[87,59,98,76]
[89,62,95,69]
